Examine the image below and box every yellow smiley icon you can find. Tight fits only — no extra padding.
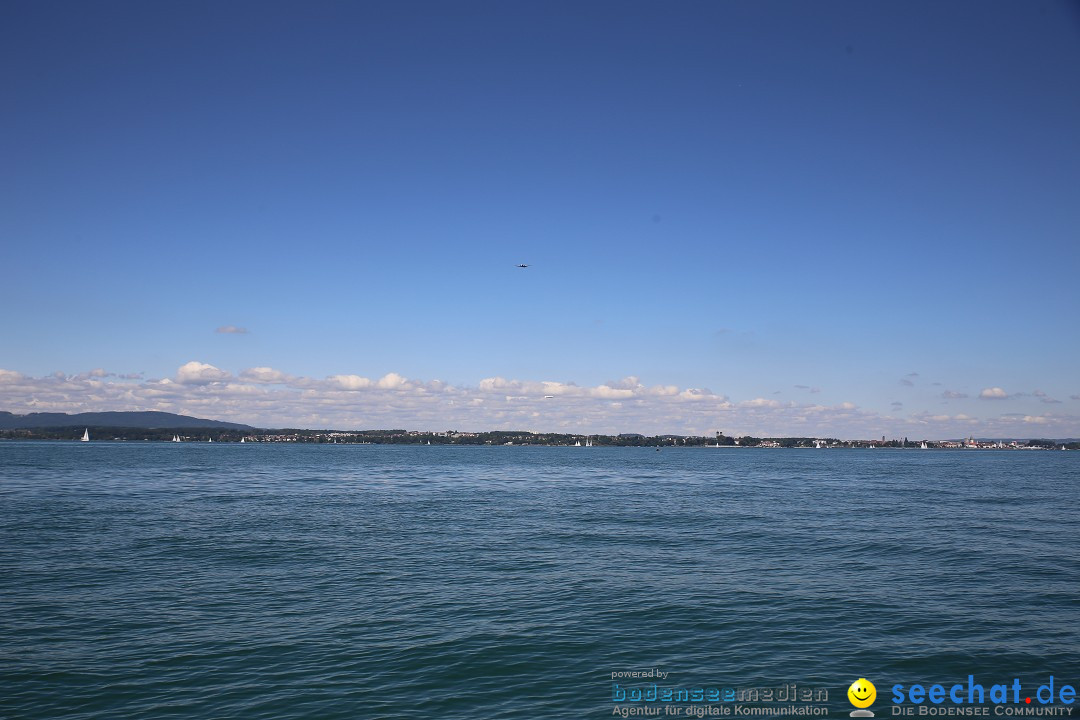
[848,678,876,708]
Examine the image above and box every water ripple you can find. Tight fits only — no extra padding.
[2,444,1078,719]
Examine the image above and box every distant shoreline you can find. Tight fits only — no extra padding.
[1,428,1075,450]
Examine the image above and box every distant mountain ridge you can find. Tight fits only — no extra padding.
[0,411,253,430]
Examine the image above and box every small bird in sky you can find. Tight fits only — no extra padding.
[515,264,529,268]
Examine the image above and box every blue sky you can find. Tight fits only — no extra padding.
[2,1,1079,436]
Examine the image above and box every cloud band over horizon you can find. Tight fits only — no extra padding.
[1,363,1076,439]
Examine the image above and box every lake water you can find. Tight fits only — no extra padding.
[1,442,1078,719]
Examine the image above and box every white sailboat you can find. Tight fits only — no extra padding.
[173,435,181,443]
[574,440,581,447]
[81,429,90,442]
[921,441,928,449]
[240,437,246,443]
[585,436,593,447]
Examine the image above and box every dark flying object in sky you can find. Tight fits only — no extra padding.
[516,264,529,268]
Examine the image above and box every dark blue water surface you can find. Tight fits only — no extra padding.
[1,443,1078,719]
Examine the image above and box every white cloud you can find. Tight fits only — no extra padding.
[917,412,975,424]
[1031,390,1062,404]
[376,372,409,390]
[478,377,513,392]
[239,367,293,384]
[176,361,232,385]
[477,376,651,400]
[328,374,373,390]
[215,326,249,334]
[742,397,782,408]
[678,388,721,402]
[0,369,26,383]
[979,387,1009,399]
[942,390,968,399]
[592,384,634,399]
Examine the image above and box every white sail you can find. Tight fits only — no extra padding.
[81,429,90,442]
